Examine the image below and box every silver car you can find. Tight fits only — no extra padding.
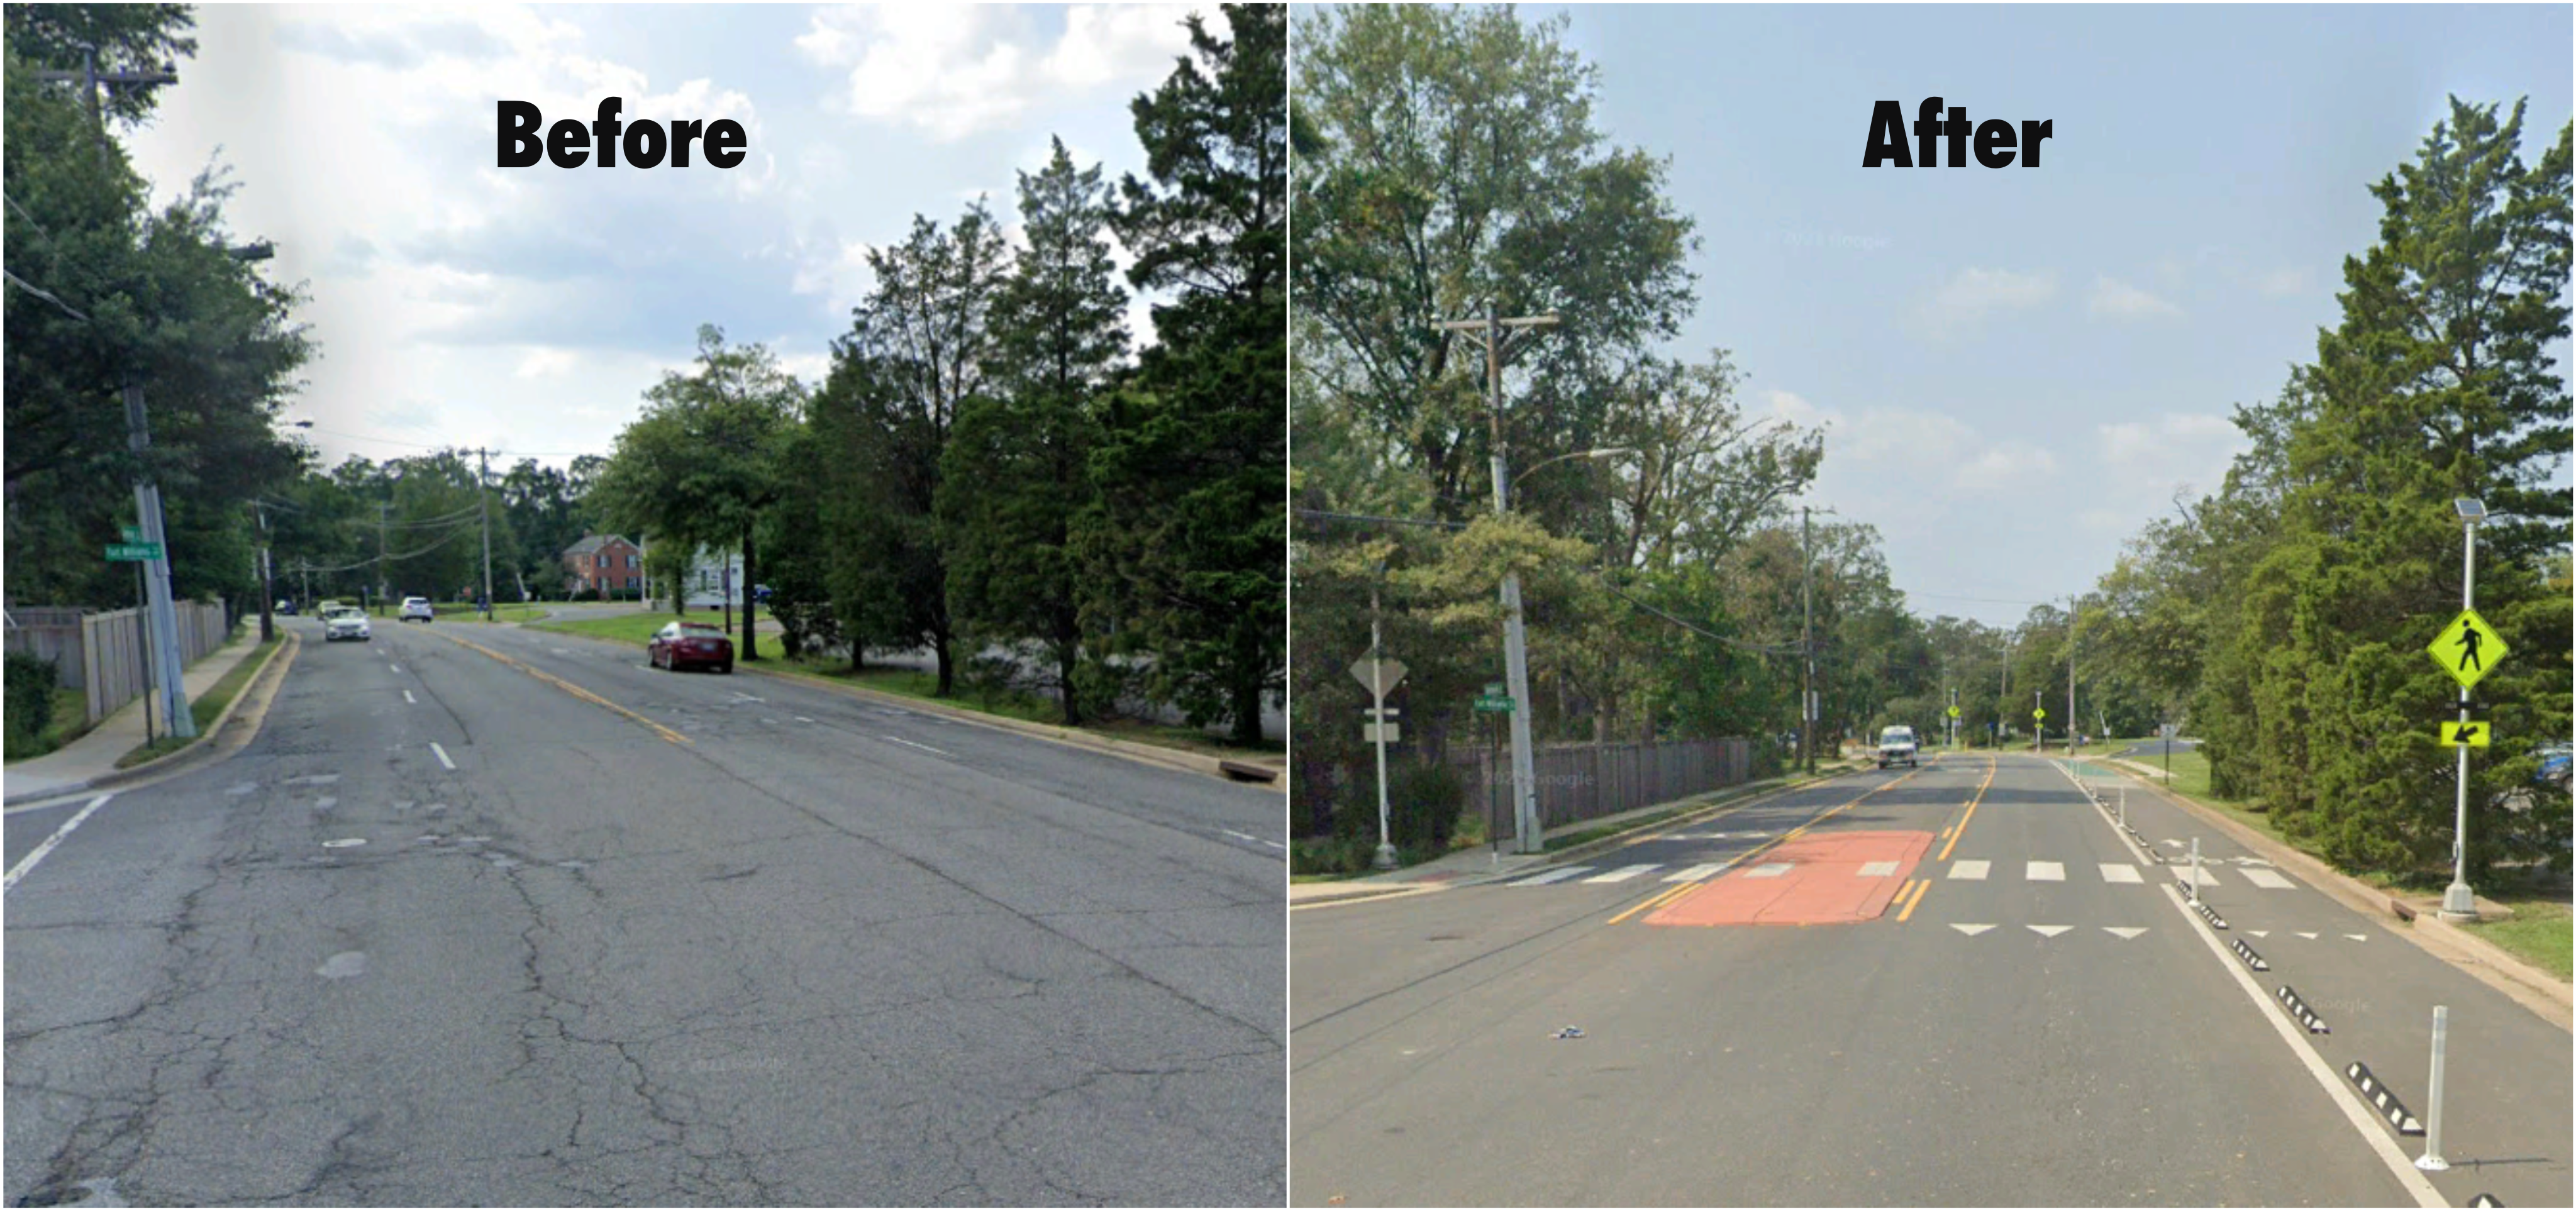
[399,596,435,623]
[323,608,372,642]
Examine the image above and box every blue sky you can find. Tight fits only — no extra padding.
[125,4,1209,470]
[1519,3,2573,628]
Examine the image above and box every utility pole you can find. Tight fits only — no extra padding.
[126,384,194,737]
[254,502,275,643]
[477,447,494,621]
[2068,597,2078,754]
[1434,309,1558,853]
[1802,505,1816,775]
[376,500,389,615]
[40,50,192,736]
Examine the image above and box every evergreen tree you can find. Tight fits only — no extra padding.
[1088,3,1286,746]
[939,138,1126,724]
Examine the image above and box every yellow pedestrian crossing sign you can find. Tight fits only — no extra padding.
[2440,721,2492,748]
[1947,705,1960,719]
[2033,707,2046,721]
[2426,609,2507,690]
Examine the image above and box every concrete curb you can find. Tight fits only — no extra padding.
[516,627,1287,791]
[2100,755,2572,1031]
[16,635,298,805]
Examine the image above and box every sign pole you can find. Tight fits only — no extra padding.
[2443,517,2481,920]
[1370,582,1396,871]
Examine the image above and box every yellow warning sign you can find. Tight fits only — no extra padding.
[2440,721,2492,748]
[2033,707,2046,721]
[2425,609,2507,691]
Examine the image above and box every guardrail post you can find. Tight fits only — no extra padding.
[2417,1005,2450,1171]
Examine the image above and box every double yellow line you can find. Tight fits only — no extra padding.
[1608,763,1931,926]
[1933,755,1997,863]
[435,632,692,746]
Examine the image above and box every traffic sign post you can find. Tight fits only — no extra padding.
[1350,646,1409,871]
[2433,507,2500,921]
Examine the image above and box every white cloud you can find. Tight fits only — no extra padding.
[515,347,581,378]
[2252,267,2309,297]
[1919,267,2056,338]
[2088,275,2184,320]
[2096,412,2248,506]
[799,4,1196,142]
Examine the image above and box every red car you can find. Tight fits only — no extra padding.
[648,621,734,673]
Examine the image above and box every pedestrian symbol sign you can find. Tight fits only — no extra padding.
[2033,707,2046,721]
[2426,610,2506,691]
[2440,721,2491,748]
[1947,705,1960,719]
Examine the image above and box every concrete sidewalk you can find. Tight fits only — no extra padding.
[3,634,266,805]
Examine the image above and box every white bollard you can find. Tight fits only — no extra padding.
[2190,838,2202,905]
[2118,788,2126,829]
[2417,1005,2450,1171]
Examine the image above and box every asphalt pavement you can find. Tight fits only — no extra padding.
[1289,751,2568,1207]
[6,615,1284,1205]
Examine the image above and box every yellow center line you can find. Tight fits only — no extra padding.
[435,632,692,746]
[1607,880,1699,926]
[1934,756,1997,863]
[1894,876,1933,922]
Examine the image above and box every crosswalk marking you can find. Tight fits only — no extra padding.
[1857,860,1900,876]
[2172,866,2223,885]
[1664,863,1729,883]
[2241,867,2296,890]
[1742,863,1794,878]
[1581,864,1660,884]
[2026,861,2065,882]
[1508,866,1593,886]
[2099,863,2142,883]
[1950,860,1990,880]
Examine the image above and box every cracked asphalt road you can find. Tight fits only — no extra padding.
[5,616,1284,1205]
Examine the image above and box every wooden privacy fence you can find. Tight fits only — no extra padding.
[6,602,232,726]
[1450,736,1756,843]
[4,608,89,688]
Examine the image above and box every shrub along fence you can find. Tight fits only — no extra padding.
[3,602,233,727]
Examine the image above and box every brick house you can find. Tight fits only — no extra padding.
[561,534,642,598]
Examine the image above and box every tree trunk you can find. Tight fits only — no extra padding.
[1057,636,1082,727]
[740,526,760,661]
[933,633,954,697]
[1229,622,1262,748]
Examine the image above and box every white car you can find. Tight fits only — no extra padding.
[1876,725,1919,769]
[399,596,435,623]
[323,609,372,642]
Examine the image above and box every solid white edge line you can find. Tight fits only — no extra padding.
[2074,751,2439,1205]
[2158,882,2445,1207]
[882,735,953,758]
[3,793,114,893]
[429,741,457,770]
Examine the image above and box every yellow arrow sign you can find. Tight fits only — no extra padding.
[2426,609,2507,691]
[2440,721,2491,748]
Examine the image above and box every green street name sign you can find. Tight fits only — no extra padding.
[1474,695,1515,714]
[106,542,162,561]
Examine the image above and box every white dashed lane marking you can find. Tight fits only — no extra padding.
[1665,862,1731,882]
[1949,860,1990,880]
[2099,863,2142,883]
[1857,860,1901,876]
[428,742,457,770]
[2026,861,2065,882]
[2241,866,2297,890]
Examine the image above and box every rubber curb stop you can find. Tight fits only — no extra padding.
[2342,1061,2423,1135]
[2231,937,2270,971]
[2276,984,2331,1034]
[2185,893,2229,930]
[2101,754,2572,1031]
